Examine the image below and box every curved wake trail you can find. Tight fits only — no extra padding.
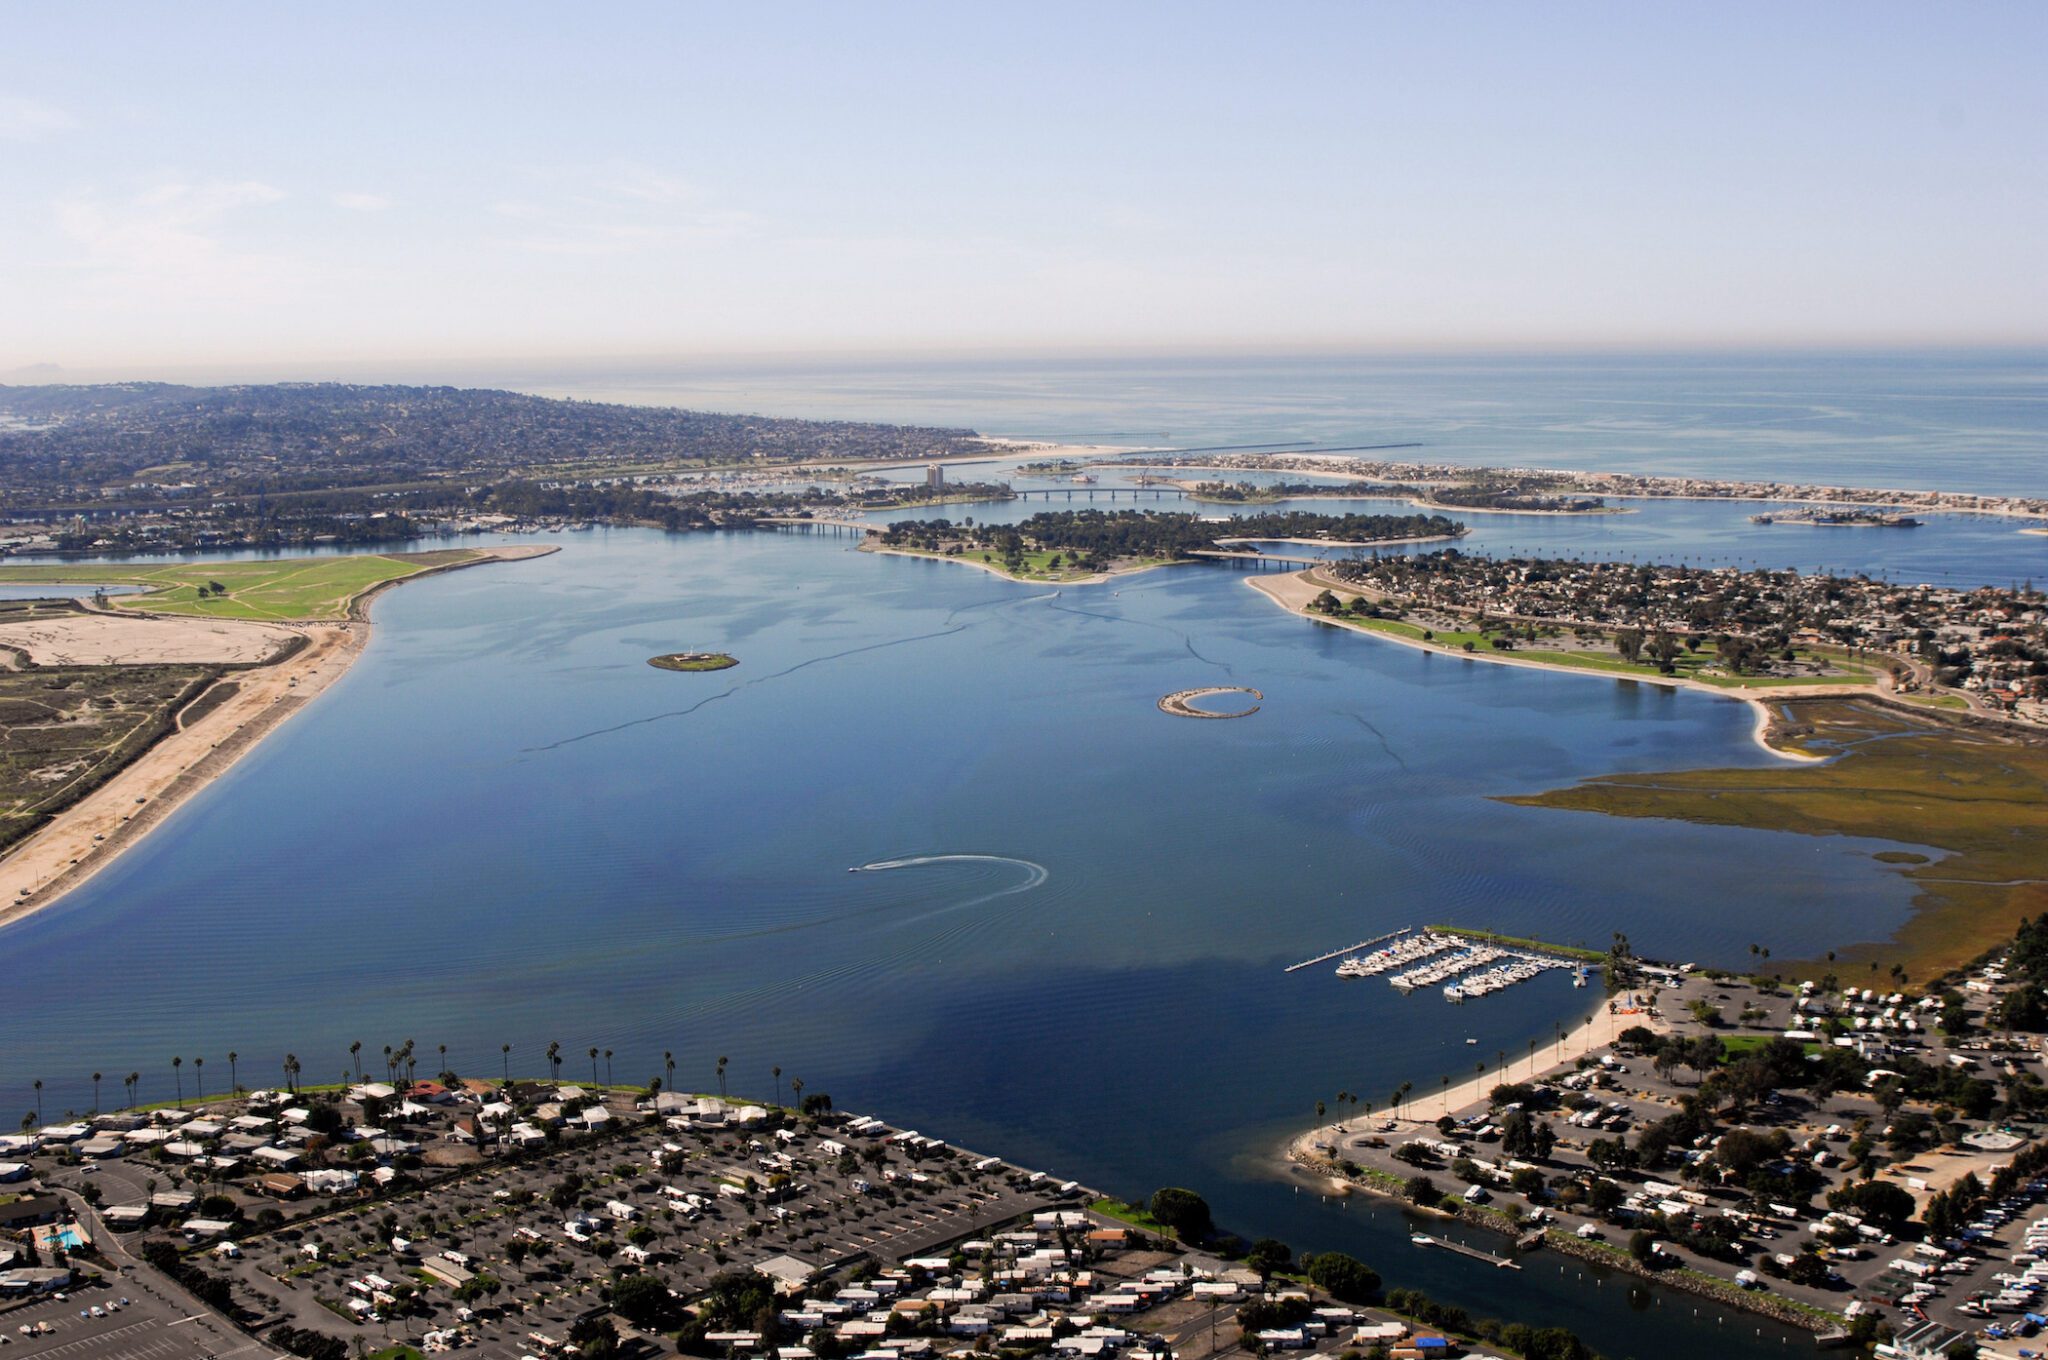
[852,853,1049,924]
[675,854,1050,952]
[523,622,970,752]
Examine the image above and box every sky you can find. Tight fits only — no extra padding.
[2,2,2044,375]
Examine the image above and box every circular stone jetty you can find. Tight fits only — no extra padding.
[648,652,738,672]
[1158,686,1263,719]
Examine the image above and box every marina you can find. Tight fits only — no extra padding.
[1331,929,1578,1002]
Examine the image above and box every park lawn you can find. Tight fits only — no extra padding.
[881,543,1177,582]
[1089,1197,1168,1233]
[1718,1034,1828,1060]
[1336,615,1877,690]
[0,550,480,621]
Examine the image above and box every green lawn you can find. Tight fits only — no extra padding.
[879,543,1177,583]
[1088,1197,1168,1233]
[1718,1034,1828,1059]
[1333,614,1879,690]
[0,550,480,621]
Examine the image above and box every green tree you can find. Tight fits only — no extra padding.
[1147,1187,1212,1241]
[1303,1251,1380,1303]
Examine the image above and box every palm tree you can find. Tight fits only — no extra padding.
[790,1077,803,1111]
[604,1049,613,1087]
[546,1041,561,1083]
[350,1041,363,1081]
[32,1080,42,1124]
[172,1057,184,1108]
[773,1066,783,1107]
[501,1044,513,1084]
[91,1072,102,1115]
[716,1056,728,1099]
[1315,1100,1326,1123]
[438,1044,448,1080]
[588,1047,600,1087]
[125,1072,139,1109]
[228,1051,239,1095]
[664,1051,675,1091]
[193,1056,204,1099]
[284,1053,300,1094]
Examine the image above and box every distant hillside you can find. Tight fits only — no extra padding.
[0,381,981,505]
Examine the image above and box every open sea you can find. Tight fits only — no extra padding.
[4,352,2045,1357]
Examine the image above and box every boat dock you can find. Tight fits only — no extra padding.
[1283,927,1410,974]
[1410,1233,1521,1269]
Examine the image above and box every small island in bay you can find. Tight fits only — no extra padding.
[869,507,1465,583]
[1749,508,1922,527]
[1159,685,1264,718]
[648,651,738,672]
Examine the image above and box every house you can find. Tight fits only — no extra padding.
[420,1255,474,1289]
[0,1194,64,1231]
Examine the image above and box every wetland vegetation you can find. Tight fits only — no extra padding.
[1503,699,2048,981]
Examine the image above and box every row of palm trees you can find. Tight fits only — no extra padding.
[26,1042,807,1123]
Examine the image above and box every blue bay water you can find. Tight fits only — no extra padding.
[1,529,1927,1358]
[8,350,2042,1357]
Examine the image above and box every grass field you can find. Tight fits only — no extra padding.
[1341,615,1881,690]
[0,550,482,621]
[1502,699,2048,982]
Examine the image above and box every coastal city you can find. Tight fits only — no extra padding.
[7,7,2046,1360]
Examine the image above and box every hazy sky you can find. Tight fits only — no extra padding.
[3,3,2044,372]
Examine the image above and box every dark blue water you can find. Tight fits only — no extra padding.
[540,349,2048,498]
[1,529,1925,1357]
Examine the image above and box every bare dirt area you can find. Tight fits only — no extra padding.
[0,621,366,927]
[0,610,299,665]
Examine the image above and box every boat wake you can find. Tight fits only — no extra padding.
[850,853,1049,921]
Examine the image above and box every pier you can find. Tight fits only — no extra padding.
[1283,926,1410,974]
[1411,1233,1522,1269]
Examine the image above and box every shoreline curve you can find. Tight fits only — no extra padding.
[0,544,558,934]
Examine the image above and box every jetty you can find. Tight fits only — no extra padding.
[1283,926,1410,974]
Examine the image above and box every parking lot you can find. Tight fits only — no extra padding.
[188,1100,1072,1357]
[2,1270,266,1360]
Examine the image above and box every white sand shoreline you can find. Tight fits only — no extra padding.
[1244,570,1859,763]
[0,546,556,934]
[1284,991,1666,1173]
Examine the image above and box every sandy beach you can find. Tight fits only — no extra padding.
[0,544,556,933]
[1285,991,1664,1174]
